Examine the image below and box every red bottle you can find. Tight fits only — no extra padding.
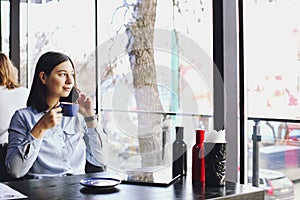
[192,129,205,184]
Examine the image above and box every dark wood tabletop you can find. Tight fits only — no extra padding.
[3,172,264,200]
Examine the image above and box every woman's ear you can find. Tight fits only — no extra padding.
[39,72,47,85]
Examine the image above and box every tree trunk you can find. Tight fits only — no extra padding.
[126,0,164,167]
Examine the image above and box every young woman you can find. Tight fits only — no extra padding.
[5,51,105,179]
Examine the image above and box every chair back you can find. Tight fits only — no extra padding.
[0,144,14,182]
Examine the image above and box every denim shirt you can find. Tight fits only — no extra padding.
[5,106,105,179]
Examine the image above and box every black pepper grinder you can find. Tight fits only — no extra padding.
[172,126,187,178]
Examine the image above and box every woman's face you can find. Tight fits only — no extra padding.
[43,60,75,99]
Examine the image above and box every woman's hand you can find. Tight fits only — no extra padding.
[77,92,97,128]
[77,92,94,117]
[31,102,63,138]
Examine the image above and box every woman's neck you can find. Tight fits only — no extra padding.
[47,98,60,109]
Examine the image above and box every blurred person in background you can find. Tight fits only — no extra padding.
[0,52,29,144]
[0,52,29,181]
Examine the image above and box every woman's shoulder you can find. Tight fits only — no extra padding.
[13,106,36,118]
[15,86,29,95]
[3,86,29,98]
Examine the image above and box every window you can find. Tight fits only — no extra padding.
[0,0,10,54]
[20,0,96,96]
[7,0,216,179]
[98,0,213,171]
[245,0,299,198]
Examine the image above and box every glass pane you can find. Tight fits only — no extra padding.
[245,0,300,119]
[20,1,28,87]
[0,0,10,54]
[245,0,298,199]
[98,0,213,175]
[20,0,96,99]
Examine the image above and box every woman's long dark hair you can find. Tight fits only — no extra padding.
[27,51,76,112]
